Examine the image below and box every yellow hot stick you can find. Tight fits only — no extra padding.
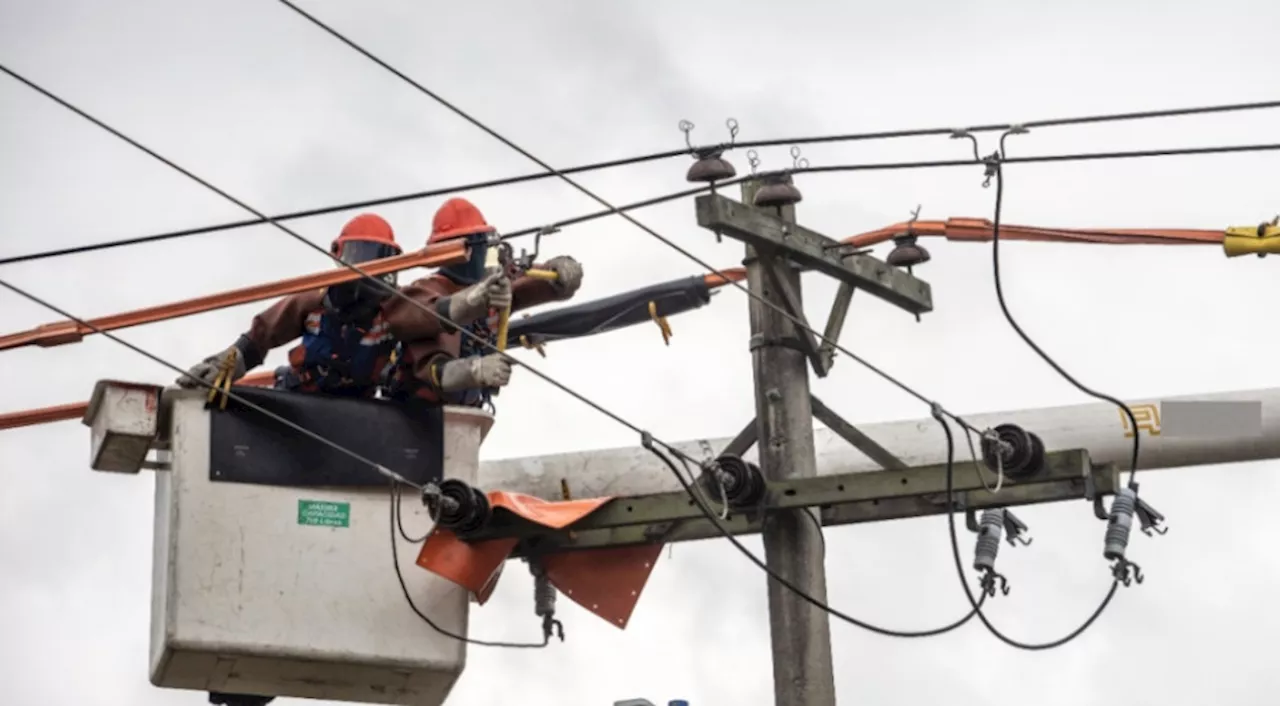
[495,269,558,352]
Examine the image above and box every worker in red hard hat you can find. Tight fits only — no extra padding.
[380,197,584,406]
[177,213,406,399]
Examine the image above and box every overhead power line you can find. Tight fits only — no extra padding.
[2,45,1276,270]
[0,62,984,642]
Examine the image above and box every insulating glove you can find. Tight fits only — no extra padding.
[543,255,583,296]
[176,346,247,389]
[446,273,512,326]
[437,354,513,392]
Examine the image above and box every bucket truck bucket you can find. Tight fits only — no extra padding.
[82,380,493,705]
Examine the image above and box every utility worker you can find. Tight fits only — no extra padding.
[379,197,583,406]
[177,213,404,399]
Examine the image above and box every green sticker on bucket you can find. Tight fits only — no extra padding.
[297,500,350,528]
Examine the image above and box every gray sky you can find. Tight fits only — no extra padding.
[2,0,1280,704]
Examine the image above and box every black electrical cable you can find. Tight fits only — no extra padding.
[387,482,551,648]
[0,165,723,267]
[392,482,434,544]
[985,147,1142,487]
[934,409,1119,649]
[6,5,1262,270]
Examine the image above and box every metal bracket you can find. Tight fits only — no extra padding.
[809,395,906,471]
[818,283,856,371]
[720,418,759,458]
[695,193,933,315]
[758,250,827,377]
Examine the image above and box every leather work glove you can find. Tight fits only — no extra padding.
[176,346,247,389]
[437,354,513,392]
[543,255,583,296]
[447,272,512,325]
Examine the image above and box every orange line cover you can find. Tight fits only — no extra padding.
[415,491,663,629]
[0,241,468,352]
[844,218,1226,248]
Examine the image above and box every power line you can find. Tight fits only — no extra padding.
[0,62,984,643]
[2,40,1274,271]
[5,126,1279,267]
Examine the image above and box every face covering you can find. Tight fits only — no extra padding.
[326,240,401,317]
[438,232,492,285]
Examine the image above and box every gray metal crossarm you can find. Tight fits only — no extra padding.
[466,449,1108,557]
[693,193,933,315]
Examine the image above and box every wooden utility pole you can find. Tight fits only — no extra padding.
[740,177,836,706]
[693,174,932,706]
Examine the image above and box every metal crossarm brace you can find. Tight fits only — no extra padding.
[720,419,759,458]
[467,450,1110,557]
[694,193,933,315]
[758,250,828,376]
[808,395,907,471]
[818,283,855,372]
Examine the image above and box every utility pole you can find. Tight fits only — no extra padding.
[740,176,836,706]
[688,170,932,706]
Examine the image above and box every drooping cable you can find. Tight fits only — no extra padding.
[934,409,1119,649]
[985,148,1142,487]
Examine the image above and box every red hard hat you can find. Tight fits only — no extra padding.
[332,213,398,253]
[429,198,494,245]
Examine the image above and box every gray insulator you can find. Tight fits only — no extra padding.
[533,570,557,618]
[973,509,1005,572]
[1104,486,1137,561]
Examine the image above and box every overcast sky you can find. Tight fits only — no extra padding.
[3,1,1280,705]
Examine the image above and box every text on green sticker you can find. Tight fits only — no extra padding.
[297,499,350,528]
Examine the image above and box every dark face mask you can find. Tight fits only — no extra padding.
[326,240,401,317]
[439,233,491,285]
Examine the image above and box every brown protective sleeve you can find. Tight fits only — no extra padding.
[242,289,324,367]
[381,275,457,340]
